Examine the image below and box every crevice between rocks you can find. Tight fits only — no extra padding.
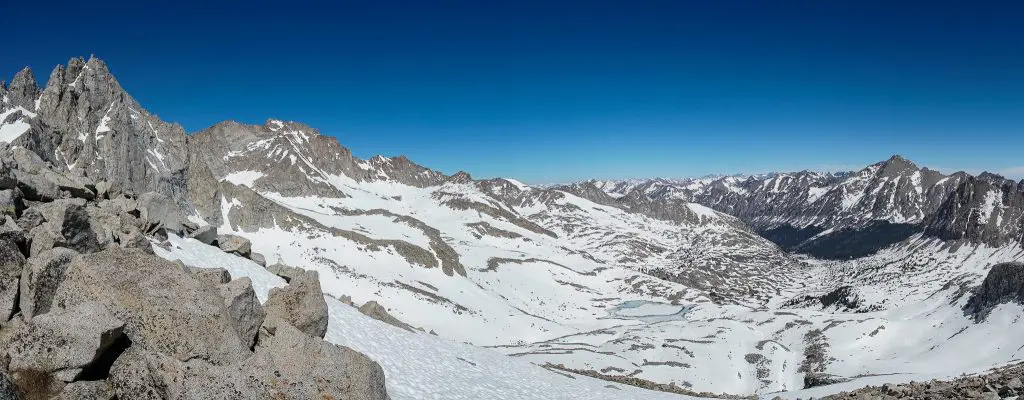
[75,334,132,381]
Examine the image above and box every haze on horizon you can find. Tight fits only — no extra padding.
[4,1,1023,183]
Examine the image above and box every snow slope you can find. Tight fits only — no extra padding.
[199,122,1024,397]
[156,235,701,400]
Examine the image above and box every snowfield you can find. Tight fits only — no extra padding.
[168,120,1024,398]
[157,235,701,400]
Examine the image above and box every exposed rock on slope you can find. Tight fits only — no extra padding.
[817,362,1024,399]
[359,300,418,332]
[964,262,1024,320]
[264,270,329,339]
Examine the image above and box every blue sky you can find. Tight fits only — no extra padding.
[4,1,1023,183]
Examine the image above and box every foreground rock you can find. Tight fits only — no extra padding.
[53,380,113,399]
[5,302,125,382]
[0,236,26,323]
[247,317,389,400]
[107,317,389,400]
[218,277,265,349]
[819,362,1024,399]
[27,199,104,255]
[264,270,329,338]
[51,248,250,365]
[18,247,79,319]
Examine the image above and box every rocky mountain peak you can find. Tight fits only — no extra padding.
[264,118,321,138]
[7,67,40,110]
[874,154,920,177]
[448,171,473,183]
[977,171,1008,182]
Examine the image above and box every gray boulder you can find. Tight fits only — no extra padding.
[265,262,302,283]
[107,348,226,400]
[246,316,390,400]
[0,189,24,218]
[51,248,250,365]
[108,319,390,400]
[0,237,26,323]
[189,225,217,245]
[32,198,86,222]
[49,201,103,254]
[16,208,44,230]
[135,192,184,235]
[19,247,79,319]
[25,199,105,255]
[218,277,265,348]
[94,180,111,200]
[115,229,152,254]
[28,224,58,257]
[359,301,416,333]
[217,234,251,258]
[5,302,125,382]
[13,170,60,202]
[9,146,49,175]
[53,380,113,400]
[264,270,329,338]
[99,197,137,216]
[42,169,96,200]
[0,215,23,244]
[187,266,231,286]
[250,252,266,267]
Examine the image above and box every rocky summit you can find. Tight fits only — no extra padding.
[1,57,1023,399]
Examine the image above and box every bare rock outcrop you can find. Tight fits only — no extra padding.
[965,262,1024,320]
[18,247,79,319]
[264,270,329,338]
[0,236,26,324]
[4,302,125,383]
[359,301,417,333]
[216,234,251,258]
[51,248,250,365]
[217,277,265,349]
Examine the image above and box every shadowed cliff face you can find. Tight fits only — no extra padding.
[965,262,1024,320]
[925,174,1024,248]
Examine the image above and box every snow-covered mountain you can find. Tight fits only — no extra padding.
[3,57,1024,399]
[569,157,1023,260]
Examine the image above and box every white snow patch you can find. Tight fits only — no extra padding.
[806,186,828,203]
[324,298,699,400]
[153,234,286,302]
[687,203,719,219]
[222,170,266,187]
[979,189,1000,221]
[268,119,284,131]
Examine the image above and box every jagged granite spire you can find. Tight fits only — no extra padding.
[7,67,39,110]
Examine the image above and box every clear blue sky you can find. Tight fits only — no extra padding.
[4,1,1023,183]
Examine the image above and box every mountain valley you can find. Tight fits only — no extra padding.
[1,57,1023,399]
